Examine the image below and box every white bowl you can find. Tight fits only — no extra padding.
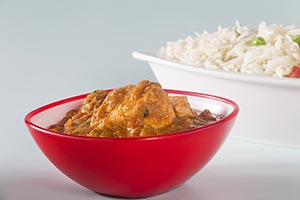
[133,50,300,149]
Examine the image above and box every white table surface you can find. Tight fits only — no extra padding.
[1,137,299,200]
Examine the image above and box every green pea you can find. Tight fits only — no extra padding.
[252,36,266,46]
[293,35,300,45]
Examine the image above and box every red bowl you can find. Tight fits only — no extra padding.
[24,90,239,198]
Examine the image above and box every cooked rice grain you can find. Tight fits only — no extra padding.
[159,21,300,77]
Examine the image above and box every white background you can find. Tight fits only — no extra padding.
[0,0,299,199]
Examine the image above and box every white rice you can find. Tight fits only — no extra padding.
[159,21,300,77]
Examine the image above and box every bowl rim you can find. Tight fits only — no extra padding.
[24,89,239,141]
[132,50,300,88]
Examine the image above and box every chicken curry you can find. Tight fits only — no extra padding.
[49,80,224,138]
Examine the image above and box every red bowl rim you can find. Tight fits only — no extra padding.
[24,89,239,141]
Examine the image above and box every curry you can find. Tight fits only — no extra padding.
[49,80,224,138]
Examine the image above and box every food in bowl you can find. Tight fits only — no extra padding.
[49,80,224,138]
[24,86,239,198]
[159,21,300,78]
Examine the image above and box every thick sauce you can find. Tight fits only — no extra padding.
[49,80,224,138]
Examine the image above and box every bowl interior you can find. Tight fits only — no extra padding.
[27,90,237,134]
[30,98,83,129]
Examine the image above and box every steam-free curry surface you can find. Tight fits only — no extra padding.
[49,80,223,138]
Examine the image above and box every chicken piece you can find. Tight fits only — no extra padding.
[63,89,109,136]
[90,80,176,137]
[169,96,194,118]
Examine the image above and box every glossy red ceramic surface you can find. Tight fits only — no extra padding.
[25,90,239,198]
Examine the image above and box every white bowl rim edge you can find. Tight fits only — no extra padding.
[132,50,300,88]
